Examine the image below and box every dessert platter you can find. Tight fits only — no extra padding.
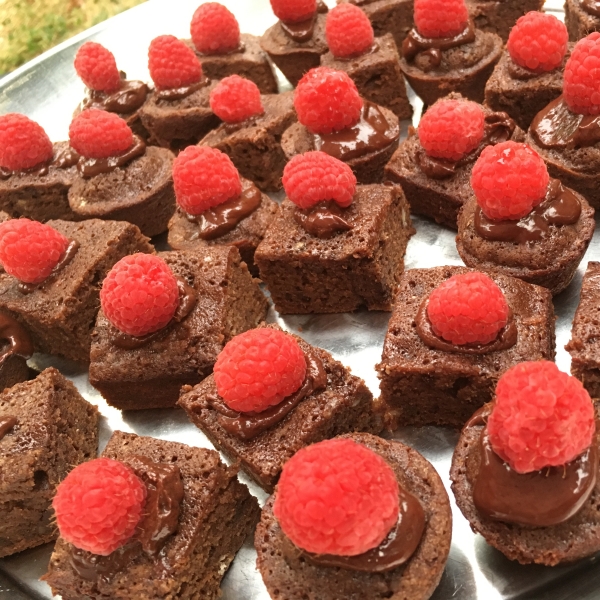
[2,0,600,598]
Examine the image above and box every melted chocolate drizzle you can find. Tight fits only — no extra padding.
[293,201,354,238]
[81,79,148,114]
[0,312,34,363]
[0,145,80,180]
[0,416,17,441]
[77,135,146,178]
[154,78,210,102]
[582,0,600,17]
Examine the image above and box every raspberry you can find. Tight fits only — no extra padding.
[148,35,202,90]
[488,361,595,474]
[282,151,357,208]
[427,272,509,345]
[564,32,600,115]
[69,109,133,159]
[100,254,180,337]
[414,0,469,38]
[0,114,53,171]
[74,42,121,92]
[191,3,240,55]
[214,328,307,413]
[209,76,264,123]
[53,458,147,556]
[325,5,374,59]
[173,146,242,215]
[418,99,485,161]
[270,0,316,23]
[471,141,549,221]
[0,219,69,284]
[273,438,399,556]
[507,12,568,73]
[294,67,363,134]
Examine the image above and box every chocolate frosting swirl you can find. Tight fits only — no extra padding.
[77,135,146,178]
[293,201,354,238]
[0,416,17,441]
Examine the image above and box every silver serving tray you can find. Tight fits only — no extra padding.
[1,1,598,598]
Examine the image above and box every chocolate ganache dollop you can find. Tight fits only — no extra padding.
[77,135,146,178]
[280,0,328,43]
[0,416,17,441]
[293,201,354,238]
[81,77,149,115]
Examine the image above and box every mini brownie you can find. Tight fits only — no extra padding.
[178,325,383,492]
[566,261,600,397]
[466,0,544,42]
[255,184,414,314]
[260,2,329,86]
[565,0,600,41]
[321,33,413,121]
[255,433,452,600]
[43,431,260,600]
[0,312,33,392]
[0,368,98,558]
[199,92,297,192]
[385,94,525,229]
[89,246,268,410]
[376,266,555,428]
[0,219,153,363]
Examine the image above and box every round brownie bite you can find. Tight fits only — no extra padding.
[255,433,452,600]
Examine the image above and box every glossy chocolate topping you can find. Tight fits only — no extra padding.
[0,416,17,441]
[293,201,354,238]
[81,79,149,114]
[0,312,34,363]
[205,348,327,440]
[507,60,540,81]
[474,179,582,244]
[18,240,80,295]
[0,145,80,180]
[154,78,210,102]
[313,101,399,162]
[530,95,600,149]
[112,278,197,349]
[280,0,327,43]
[402,21,476,71]
[582,0,600,17]
[416,297,517,354]
[186,181,262,240]
[77,135,146,178]
[472,428,598,527]
[52,146,80,170]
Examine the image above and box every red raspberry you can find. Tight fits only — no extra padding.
[294,67,363,134]
[273,438,399,556]
[148,35,202,90]
[191,2,240,55]
[69,109,133,159]
[282,151,357,209]
[0,219,69,284]
[53,458,147,556]
[74,42,121,92]
[326,5,374,59]
[100,254,180,337]
[418,99,485,161]
[488,361,595,474]
[173,146,242,215]
[414,0,469,38]
[270,0,316,23]
[564,32,600,115]
[0,114,53,171]
[209,76,264,123]
[471,141,549,221]
[214,328,307,413]
[427,272,509,345]
[507,12,568,73]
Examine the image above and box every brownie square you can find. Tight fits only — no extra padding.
[198,92,297,192]
[0,219,154,363]
[0,368,98,558]
[466,0,544,42]
[255,184,414,314]
[43,431,260,600]
[321,33,413,121]
[89,245,268,410]
[377,266,556,428]
[178,324,383,492]
[565,0,600,41]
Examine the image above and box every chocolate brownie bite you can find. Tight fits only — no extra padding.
[377,266,555,429]
[451,362,600,565]
[260,0,329,86]
[178,325,382,492]
[0,218,153,363]
[385,94,524,229]
[255,434,452,600]
[456,141,595,295]
[399,0,503,105]
[43,431,260,600]
[199,79,297,192]
[321,6,412,120]
[89,246,268,410]
[0,368,98,558]
[565,0,600,41]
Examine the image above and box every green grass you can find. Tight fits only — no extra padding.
[0,0,146,75]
